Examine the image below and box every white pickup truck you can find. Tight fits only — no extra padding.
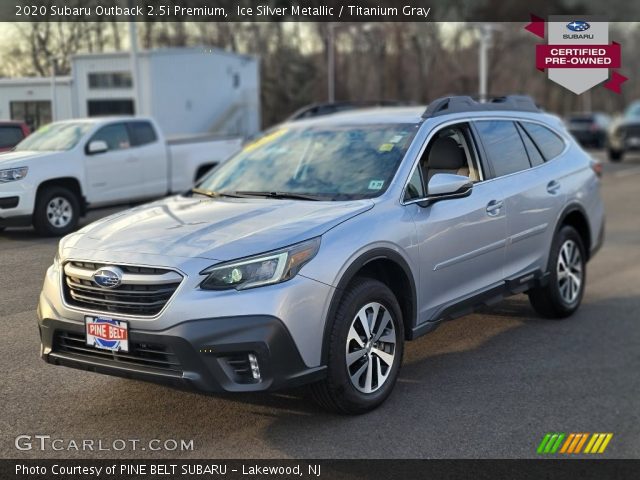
[0,117,242,235]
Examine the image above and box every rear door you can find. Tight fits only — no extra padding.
[84,122,143,204]
[473,119,566,282]
[126,120,167,197]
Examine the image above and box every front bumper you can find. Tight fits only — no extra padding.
[0,180,36,225]
[39,315,326,392]
[37,249,334,392]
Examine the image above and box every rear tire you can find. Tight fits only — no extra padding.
[310,277,404,414]
[528,226,586,319]
[608,148,623,162]
[33,186,80,237]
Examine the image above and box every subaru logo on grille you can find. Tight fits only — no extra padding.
[567,21,590,32]
[93,266,123,289]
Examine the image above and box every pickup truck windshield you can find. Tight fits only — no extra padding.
[15,122,93,152]
[198,124,419,200]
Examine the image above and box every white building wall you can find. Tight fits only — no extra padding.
[0,48,260,137]
[147,49,260,137]
[0,78,73,125]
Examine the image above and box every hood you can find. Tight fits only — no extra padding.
[65,195,374,260]
[0,150,63,166]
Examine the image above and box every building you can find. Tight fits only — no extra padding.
[0,47,260,138]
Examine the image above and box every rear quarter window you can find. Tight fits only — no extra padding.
[521,122,565,160]
[474,120,530,177]
[127,121,158,147]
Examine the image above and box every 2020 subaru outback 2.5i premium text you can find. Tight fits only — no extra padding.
[38,96,605,414]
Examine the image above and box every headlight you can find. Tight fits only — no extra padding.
[200,237,321,291]
[0,167,28,183]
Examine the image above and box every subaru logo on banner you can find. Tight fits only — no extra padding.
[566,21,590,32]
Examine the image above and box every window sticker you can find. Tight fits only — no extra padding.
[368,180,385,190]
[378,143,394,152]
[389,134,404,144]
[243,128,287,153]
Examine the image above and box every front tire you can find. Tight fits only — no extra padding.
[528,226,586,319]
[33,186,80,237]
[608,148,623,162]
[310,278,404,414]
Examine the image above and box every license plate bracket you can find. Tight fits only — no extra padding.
[85,316,129,353]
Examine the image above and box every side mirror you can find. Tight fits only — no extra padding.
[413,173,472,206]
[87,140,108,155]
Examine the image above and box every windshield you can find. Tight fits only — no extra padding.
[624,101,640,119]
[15,121,93,152]
[198,124,419,200]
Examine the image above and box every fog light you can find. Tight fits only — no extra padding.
[248,353,261,381]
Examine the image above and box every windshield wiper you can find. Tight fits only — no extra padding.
[189,188,244,199]
[234,191,323,201]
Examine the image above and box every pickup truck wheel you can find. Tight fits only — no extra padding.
[310,277,404,414]
[608,148,623,162]
[528,226,586,319]
[33,187,80,237]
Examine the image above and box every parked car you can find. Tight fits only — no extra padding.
[0,121,30,152]
[607,100,640,161]
[38,96,605,414]
[0,117,241,235]
[566,112,610,149]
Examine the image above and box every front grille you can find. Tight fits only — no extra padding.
[621,124,640,138]
[53,330,182,374]
[63,261,183,317]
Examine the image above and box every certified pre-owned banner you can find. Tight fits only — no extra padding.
[526,15,628,94]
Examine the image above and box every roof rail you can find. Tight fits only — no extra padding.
[422,95,540,118]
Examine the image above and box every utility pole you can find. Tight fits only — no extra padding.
[128,19,141,114]
[475,24,502,102]
[327,23,336,103]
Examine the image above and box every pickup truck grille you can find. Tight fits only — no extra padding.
[62,261,183,317]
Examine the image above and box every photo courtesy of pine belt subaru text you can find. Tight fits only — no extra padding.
[37,95,605,414]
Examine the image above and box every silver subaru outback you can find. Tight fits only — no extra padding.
[38,96,605,414]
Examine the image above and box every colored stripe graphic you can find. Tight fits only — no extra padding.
[539,433,613,454]
[537,433,565,454]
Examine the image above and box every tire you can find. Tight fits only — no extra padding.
[528,225,586,319]
[33,186,80,237]
[310,277,404,414]
[608,148,623,162]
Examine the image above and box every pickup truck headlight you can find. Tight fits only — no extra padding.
[0,167,28,183]
[200,237,321,291]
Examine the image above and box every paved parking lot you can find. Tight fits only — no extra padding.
[1,151,639,459]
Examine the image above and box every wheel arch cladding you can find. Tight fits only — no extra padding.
[37,177,84,213]
[559,205,592,260]
[321,248,417,364]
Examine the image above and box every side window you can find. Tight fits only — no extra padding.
[89,123,130,151]
[520,122,565,160]
[516,123,545,167]
[404,167,425,201]
[128,121,158,147]
[474,120,530,177]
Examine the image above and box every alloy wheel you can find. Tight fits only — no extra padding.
[46,196,73,229]
[345,302,397,394]
[557,239,583,304]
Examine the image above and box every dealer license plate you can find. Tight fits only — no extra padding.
[85,316,129,352]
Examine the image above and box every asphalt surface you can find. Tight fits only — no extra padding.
[1,151,639,459]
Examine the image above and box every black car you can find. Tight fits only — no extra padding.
[566,112,610,149]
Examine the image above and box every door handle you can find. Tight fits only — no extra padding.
[486,200,503,216]
[547,180,561,194]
